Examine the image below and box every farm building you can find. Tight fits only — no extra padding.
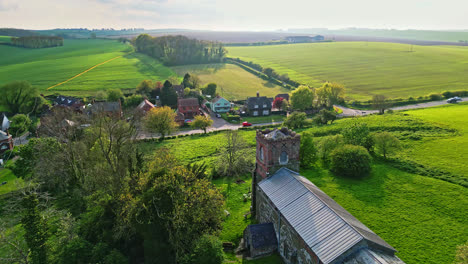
[87,101,123,118]
[177,98,200,119]
[246,93,273,116]
[136,99,155,114]
[246,128,405,264]
[211,96,231,113]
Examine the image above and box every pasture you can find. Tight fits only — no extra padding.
[137,103,468,264]
[227,42,468,100]
[171,63,289,100]
[0,39,176,96]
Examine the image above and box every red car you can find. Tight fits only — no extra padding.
[242,121,252,127]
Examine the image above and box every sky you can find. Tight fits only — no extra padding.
[1,0,467,31]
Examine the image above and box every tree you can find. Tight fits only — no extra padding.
[455,242,468,264]
[317,134,344,166]
[372,94,391,114]
[204,83,217,97]
[263,67,275,78]
[190,75,202,90]
[283,112,308,129]
[9,114,32,136]
[216,131,253,177]
[136,80,154,96]
[272,97,284,110]
[190,115,213,133]
[317,109,337,124]
[21,193,48,264]
[0,81,45,114]
[300,132,317,168]
[330,145,371,178]
[281,100,290,111]
[184,88,191,97]
[182,73,192,88]
[189,235,224,264]
[144,106,177,138]
[342,122,374,151]
[160,81,178,107]
[106,89,123,102]
[290,85,314,110]
[373,132,401,158]
[316,82,345,107]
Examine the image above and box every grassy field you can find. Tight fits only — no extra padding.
[228,42,468,100]
[171,63,289,101]
[0,39,176,96]
[0,168,24,196]
[0,36,11,42]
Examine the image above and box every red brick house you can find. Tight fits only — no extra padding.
[136,99,155,114]
[177,98,199,119]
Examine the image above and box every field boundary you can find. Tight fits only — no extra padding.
[46,54,124,90]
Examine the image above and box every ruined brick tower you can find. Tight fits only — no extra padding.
[252,128,301,217]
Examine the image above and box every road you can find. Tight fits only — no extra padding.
[336,97,467,117]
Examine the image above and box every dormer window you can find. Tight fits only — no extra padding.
[263,104,267,108]
[254,105,259,108]
[279,151,288,165]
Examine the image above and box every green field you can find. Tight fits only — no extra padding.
[171,63,289,101]
[0,36,11,42]
[228,42,468,100]
[0,39,176,96]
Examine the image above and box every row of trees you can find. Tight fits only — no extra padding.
[134,34,226,66]
[290,82,346,111]
[3,110,225,264]
[11,36,64,48]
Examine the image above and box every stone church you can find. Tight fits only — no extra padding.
[244,128,405,264]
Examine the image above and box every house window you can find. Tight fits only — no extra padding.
[254,105,259,108]
[263,110,269,115]
[279,151,288,165]
[253,111,258,116]
[263,104,267,108]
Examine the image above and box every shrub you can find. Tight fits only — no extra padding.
[342,122,374,151]
[107,89,124,102]
[283,112,308,129]
[187,235,224,264]
[317,134,344,166]
[428,93,443,101]
[330,145,371,178]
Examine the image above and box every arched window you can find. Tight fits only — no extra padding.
[279,151,288,165]
[259,147,264,161]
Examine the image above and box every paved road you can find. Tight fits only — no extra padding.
[336,97,467,117]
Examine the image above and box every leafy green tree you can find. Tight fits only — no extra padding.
[144,106,177,138]
[189,235,224,264]
[330,145,371,178]
[184,88,191,97]
[373,132,401,158]
[160,81,178,107]
[136,80,154,96]
[263,67,275,78]
[372,94,391,114]
[317,134,344,166]
[22,193,48,264]
[0,81,45,114]
[124,94,144,107]
[190,115,213,133]
[318,109,337,124]
[283,112,308,129]
[9,114,32,136]
[290,85,314,110]
[183,73,192,88]
[342,122,374,151]
[106,89,123,102]
[204,83,217,97]
[316,82,345,107]
[300,132,317,168]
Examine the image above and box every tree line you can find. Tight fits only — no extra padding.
[134,34,226,66]
[11,36,64,48]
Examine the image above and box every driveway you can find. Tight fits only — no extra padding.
[336,97,468,117]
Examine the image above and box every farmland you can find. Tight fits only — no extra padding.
[171,63,288,100]
[136,103,468,264]
[0,39,176,96]
[228,42,468,100]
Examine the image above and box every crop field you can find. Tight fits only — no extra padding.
[227,42,468,100]
[137,103,468,264]
[0,39,176,96]
[171,63,289,101]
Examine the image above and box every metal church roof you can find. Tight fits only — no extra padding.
[258,167,398,264]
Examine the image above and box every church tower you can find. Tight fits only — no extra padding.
[252,128,300,217]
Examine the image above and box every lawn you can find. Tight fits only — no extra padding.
[171,63,289,101]
[0,39,176,96]
[241,114,286,124]
[0,168,24,196]
[227,42,468,100]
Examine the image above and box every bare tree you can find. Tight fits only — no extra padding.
[372,94,391,114]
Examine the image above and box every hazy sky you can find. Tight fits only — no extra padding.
[1,0,467,30]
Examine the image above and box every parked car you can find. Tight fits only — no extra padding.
[447,97,463,103]
[242,121,252,127]
[184,119,192,123]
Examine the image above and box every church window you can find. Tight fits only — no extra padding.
[279,151,288,165]
[259,147,264,161]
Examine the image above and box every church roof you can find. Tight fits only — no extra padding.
[258,167,399,264]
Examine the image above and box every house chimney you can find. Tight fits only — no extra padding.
[256,92,259,97]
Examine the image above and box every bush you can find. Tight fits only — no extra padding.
[124,94,144,107]
[107,89,124,102]
[283,112,308,129]
[342,122,374,151]
[187,235,224,264]
[317,134,344,166]
[428,93,443,101]
[330,145,371,178]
